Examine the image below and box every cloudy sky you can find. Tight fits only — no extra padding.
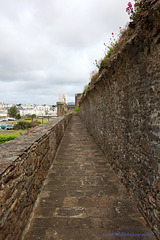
[0,0,131,105]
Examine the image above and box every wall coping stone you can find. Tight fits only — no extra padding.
[0,116,65,175]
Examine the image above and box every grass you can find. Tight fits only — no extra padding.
[0,130,27,144]
[82,85,89,97]
[0,130,27,137]
[85,127,92,136]
[37,118,53,124]
[0,135,17,144]
[90,71,99,85]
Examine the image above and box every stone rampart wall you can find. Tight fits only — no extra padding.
[79,1,160,238]
[0,114,72,240]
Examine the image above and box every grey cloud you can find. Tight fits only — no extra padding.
[0,0,130,104]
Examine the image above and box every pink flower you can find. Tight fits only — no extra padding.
[119,27,121,29]
[128,2,132,8]
[126,7,130,13]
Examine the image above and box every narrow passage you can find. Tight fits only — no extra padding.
[23,115,155,240]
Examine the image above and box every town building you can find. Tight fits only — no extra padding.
[0,102,57,119]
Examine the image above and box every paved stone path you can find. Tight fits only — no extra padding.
[22,115,155,240]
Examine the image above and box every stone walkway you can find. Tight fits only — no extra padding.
[22,115,155,240]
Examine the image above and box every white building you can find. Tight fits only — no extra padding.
[0,102,57,118]
[59,93,66,103]
[0,102,4,110]
[19,104,57,117]
[0,109,8,118]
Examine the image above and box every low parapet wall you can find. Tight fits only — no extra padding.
[0,114,72,240]
[79,1,160,239]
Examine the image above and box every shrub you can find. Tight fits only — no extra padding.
[0,136,17,144]
[35,120,41,124]
[31,122,39,127]
[16,113,21,119]
[13,121,40,130]
[13,121,32,130]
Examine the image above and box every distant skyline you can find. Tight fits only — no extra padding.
[0,0,130,105]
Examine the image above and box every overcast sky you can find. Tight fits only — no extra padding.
[0,0,131,105]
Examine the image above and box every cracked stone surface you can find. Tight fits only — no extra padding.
[22,115,155,240]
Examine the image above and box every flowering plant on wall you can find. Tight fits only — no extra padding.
[126,0,142,20]
[93,59,101,69]
[93,32,118,71]
[104,32,117,59]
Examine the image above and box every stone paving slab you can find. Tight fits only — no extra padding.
[22,115,156,240]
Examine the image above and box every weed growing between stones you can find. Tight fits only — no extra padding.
[104,32,117,59]
[89,32,119,86]
[82,85,89,97]
[86,127,92,136]
[73,106,80,113]
[93,59,101,69]
[100,32,118,68]
[90,71,99,86]
[93,32,118,72]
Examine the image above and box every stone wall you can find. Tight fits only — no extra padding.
[75,93,82,107]
[0,114,72,240]
[79,1,160,239]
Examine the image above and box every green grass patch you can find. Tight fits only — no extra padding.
[23,118,52,124]
[0,130,27,144]
[0,130,27,137]
[0,135,17,144]
[37,118,52,124]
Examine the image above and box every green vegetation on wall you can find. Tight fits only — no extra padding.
[82,0,145,98]
[73,106,79,113]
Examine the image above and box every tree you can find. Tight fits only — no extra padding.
[31,114,36,122]
[16,113,21,119]
[8,106,18,118]
[52,105,56,110]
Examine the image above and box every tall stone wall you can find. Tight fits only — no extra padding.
[79,1,160,238]
[0,114,72,240]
